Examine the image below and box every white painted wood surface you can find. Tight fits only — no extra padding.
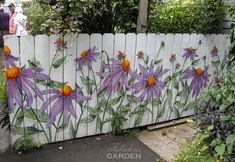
[4,33,230,145]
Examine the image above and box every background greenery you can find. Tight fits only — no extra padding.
[23,0,138,35]
[23,0,228,35]
[148,0,226,34]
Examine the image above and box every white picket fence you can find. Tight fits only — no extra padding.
[4,33,230,146]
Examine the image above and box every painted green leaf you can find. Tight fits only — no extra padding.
[184,101,197,111]
[177,83,189,103]
[96,116,102,132]
[128,71,136,85]
[119,103,131,115]
[134,111,144,126]
[145,55,149,64]
[157,100,166,119]
[98,87,106,98]
[80,114,96,123]
[166,89,172,106]
[164,76,171,83]
[52,56,67,68]
[172,78,178,89]
[28,60,38,68]
[35,80,47,87]
[173,107,180,118]
[154,59,162,65]
[91,108,103,116]
[47,80,66,89]
[152,98,161,107]
[174,101,185,109]
[192,59,200,66]
[110,96,122,106]
[12,125,43,136]
[172,70,182,78]
[127,95,136,103]
[215,143,225,156]
[80,76,96,86]
[117,87,125,96]
[106,104,114,115]
[69,121,76,139]
[18,109,48,123]
[211,60,220,68]
[15,112,24,126]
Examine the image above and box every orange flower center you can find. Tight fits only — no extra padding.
[81,51,88,58]
[147,76,156,87]
[6,66,21,80]
[188,47,193,53]
[4,45,11,56]
[195,68,203,77]
[60,85,72,97]
[122,59,130,72]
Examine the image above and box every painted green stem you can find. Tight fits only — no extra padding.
[29,107,50,142]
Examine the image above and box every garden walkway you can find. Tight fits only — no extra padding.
[0,135,161,162]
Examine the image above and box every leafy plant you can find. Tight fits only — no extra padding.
[197,67,235,161]
[13,136,42,151]
[24,0,138,35]
[22,1,50,35]
[0,75,9,129]
[173,134,222,162]
[148,0,226,33]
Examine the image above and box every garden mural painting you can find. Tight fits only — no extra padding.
[3,33,230,148]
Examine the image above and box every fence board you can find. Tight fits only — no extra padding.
[35,35,50,143]
[102,33,115,133]
[4,36,19,145]
[76,34,90,138]
[123,33,136,129]
[134,33,147,127]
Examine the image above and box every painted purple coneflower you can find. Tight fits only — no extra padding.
[97,59,132,96]
[39,85,90,127]
[4,45,19,68]
[183,47,198,61]
[137,51,144,59]
[211,46,218,57]
[182,67,209,97]
[117,51,126,61]
[6,66,50,113]
[132,62,169,102]
[170,53,176,62]
[75,46,99,70]
[54,38,68,50]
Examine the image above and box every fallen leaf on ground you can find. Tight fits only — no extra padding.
[186,119,194,124]
[161,131,167,136]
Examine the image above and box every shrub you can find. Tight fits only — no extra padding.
[148,0,226,34]
[173,135,221,162]
[25,0,138,35]
[197,66,235,161]
[0,75,9,129]
[22,1,50,35]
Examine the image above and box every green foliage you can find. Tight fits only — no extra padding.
[149,0,226,33]
[13,136,42,151]
[197,67,235,161]
[228,5,235,66]
[23,1,49,35]
[0,75,9,129]
[25,0,138,35]
[173,135,221,162]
